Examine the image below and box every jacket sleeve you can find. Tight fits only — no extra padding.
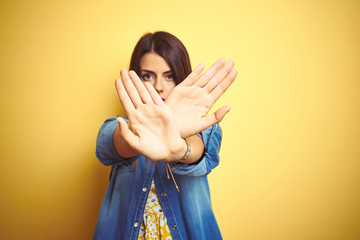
[169,123,222,177]
[95,117,139,166]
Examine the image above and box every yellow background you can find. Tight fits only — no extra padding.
[1,0,359,239]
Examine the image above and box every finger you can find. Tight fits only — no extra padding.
[117,117,140,149]
[115,77,135,112]
[144,82,165,105]
[201,106,231,129]
[213,105,231,122]
[204,60,235,92]
[180,63,205,87]
[128,70,153,104]
[210,68,237,101]
[120,69,143,108]
[193,58,226,87]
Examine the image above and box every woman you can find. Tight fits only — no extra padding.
[93,31,237,240]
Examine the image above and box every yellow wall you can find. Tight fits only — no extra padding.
[1,0,359,239]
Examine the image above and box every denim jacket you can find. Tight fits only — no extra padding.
[93,117,223,240]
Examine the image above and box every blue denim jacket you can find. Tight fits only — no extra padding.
[93,117,223,240]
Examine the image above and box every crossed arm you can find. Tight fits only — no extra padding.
[113,59,237,163]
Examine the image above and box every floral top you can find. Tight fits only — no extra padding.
[138,180,173,240]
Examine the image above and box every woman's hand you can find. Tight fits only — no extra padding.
[115,69,187,162]
[165,59,237,138]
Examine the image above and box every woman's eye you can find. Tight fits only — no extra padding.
[166,75,174,81]
[142,74,153,81]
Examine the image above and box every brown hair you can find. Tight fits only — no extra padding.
[129,31,192,85]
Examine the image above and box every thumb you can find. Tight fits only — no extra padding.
[213,105,231,122]
[117,117,139,149]
[203,105,231,129]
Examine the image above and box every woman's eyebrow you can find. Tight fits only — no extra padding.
[140,69,155,75]
[140,69,173,75]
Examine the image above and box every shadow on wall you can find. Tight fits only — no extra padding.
[61,152,111,239]
[85,155,111,238]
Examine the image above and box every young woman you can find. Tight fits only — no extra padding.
[93,31,237,240]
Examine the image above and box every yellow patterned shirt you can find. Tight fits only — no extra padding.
[138,180,173,240]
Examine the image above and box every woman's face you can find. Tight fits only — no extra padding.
[139,52,176,100]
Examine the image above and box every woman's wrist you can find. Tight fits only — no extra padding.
[167,138,190,163]
[177,138,191,162]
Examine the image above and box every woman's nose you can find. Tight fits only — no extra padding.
[154,79,164,93]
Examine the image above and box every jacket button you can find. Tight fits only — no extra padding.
[172,225,177,230]
[142,187,147,192]
[161,192,166,197]
[134,222,139,227]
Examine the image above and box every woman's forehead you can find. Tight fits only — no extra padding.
[140,52,171,73]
